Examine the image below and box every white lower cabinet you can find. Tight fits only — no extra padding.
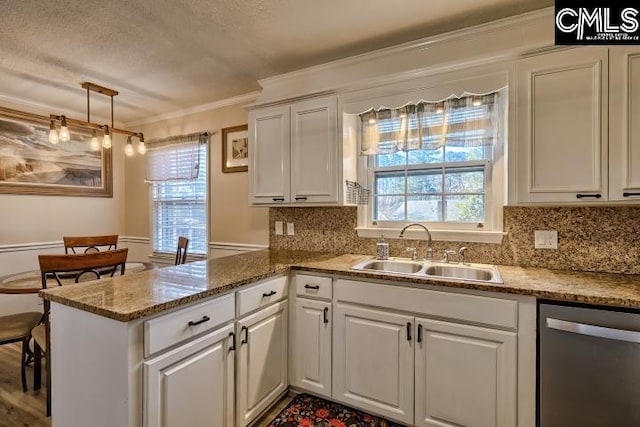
[333,303,415,425]
[236,300,289,427]
[291,298,332,397]
[144,324,235,427]
[414,318,517,427]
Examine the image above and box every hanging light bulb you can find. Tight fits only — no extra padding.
[125,136,134,157]
[137,134,147,155]
[472,97,483,107]
[59,116,70,142]
[102,126,112,149]
[90,129,100,151]
[48,120,59,144]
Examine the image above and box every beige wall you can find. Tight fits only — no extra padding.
[0,111,127,245]
[124,104,269,246]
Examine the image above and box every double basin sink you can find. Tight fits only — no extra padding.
[351,257,504,284]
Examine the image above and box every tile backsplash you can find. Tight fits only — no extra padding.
[270,206,640,274]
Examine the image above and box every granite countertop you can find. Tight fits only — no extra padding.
[40,250,640,322]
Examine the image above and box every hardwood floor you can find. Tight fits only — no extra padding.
[253,394,294,427]
[0,342,49,427]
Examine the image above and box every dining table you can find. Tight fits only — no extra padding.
[0,262,155,294]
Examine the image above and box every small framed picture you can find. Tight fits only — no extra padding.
[222,124,249,173]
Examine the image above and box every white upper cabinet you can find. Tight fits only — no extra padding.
[514,46,609,203]
[610,46,640,201]
[290,97,339,203]
[249,105,291,204]
[249,96,344,206]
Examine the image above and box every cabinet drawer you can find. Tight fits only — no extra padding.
[237,275,288,317]
[335,279,518,330]
[144,293,235,357]
[295,273,332,300]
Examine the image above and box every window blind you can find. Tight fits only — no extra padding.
[150,140,207,255]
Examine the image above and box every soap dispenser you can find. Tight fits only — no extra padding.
[376,234,389,260]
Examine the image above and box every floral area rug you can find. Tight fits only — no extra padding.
[267,393,404,427]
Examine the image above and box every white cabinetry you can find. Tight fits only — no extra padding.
[144,324,235,427]
[610,46,640,201]
[515,46,609,203]
[249,105,291,204]
[414,318,516,427]
[249,96,344,205]
[236,300,288,427]
[333,303,415,424]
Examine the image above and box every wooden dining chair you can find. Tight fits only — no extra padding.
[175,236,189,265]
[33,248,128,416]
[63,235,119,254]
[0,310,42,392]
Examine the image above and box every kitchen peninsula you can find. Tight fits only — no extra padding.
[40,249,640,427]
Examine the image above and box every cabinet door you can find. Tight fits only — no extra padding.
[610,46,640,201]
[415,318,517,427]
[333,303,414,425]
[516,47,608,203]
[249,105,291,204]
[291,298,331,397]
[236,300,288,427]
[144,324,235,427]
[290,97,339,203]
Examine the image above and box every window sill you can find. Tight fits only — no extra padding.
[355,227,506,244]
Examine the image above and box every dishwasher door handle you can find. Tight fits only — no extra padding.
[547,318,640,344]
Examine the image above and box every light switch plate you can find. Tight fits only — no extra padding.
[534,230,558,249]
[275,221,284,236]
[287,222,295,236]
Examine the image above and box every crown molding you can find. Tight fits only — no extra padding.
[125,91,260,127]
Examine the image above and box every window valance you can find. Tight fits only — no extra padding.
[145,132,210,182]
[359,91,502,156]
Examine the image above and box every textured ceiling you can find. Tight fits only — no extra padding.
[0,0,552,123]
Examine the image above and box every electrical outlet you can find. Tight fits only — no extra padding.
[534,230,558,249]
[287,222,295,236]
[275,221,284,236]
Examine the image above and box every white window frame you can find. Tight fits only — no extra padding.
[354,94,507,244]
[148,142,209,261]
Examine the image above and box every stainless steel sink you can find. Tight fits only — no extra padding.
[351,257,503,283]
[425,264,498,282]
[354,259,425,274]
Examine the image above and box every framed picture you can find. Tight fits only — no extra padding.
[0,109,112,197]
[222,124,249,173]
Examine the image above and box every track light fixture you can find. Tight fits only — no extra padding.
[46,82,145,155]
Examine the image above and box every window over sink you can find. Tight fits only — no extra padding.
[355,89,507,243]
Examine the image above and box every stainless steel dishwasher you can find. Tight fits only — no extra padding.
[539,302,640,426]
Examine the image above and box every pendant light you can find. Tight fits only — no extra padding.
[58,115,70,142]
[90,129,100,151]
[48,120,59,144]
[102,125,112,149]
[125,136,134,157]
[137,134,147,155]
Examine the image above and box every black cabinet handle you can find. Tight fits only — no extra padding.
[272,197,285,202]
[304,284,320,290]
[417,324,423,343]
[576,193,602,199]
[406,322,412,341]
[323,307,329,324]
[228,332,236,352]
[623,192,640,197]
[241,326,248,345]
[188,315,210,327]
[295,196,307,201]
[262,290,276,297]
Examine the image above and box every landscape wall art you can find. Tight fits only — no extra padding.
[0,110,112,197]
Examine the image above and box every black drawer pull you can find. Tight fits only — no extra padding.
[272,197,285,202]
[295,196,307,201]
[323,307,329,324]
[188,315,210,327]
[406,322,412,341]
[262,290,276,297]
[304,284,320,290]
[576,193,602,199]
[417,324,423,343]
[228,332,236,352]
[241,326,248,345]
[623,192,640,197]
